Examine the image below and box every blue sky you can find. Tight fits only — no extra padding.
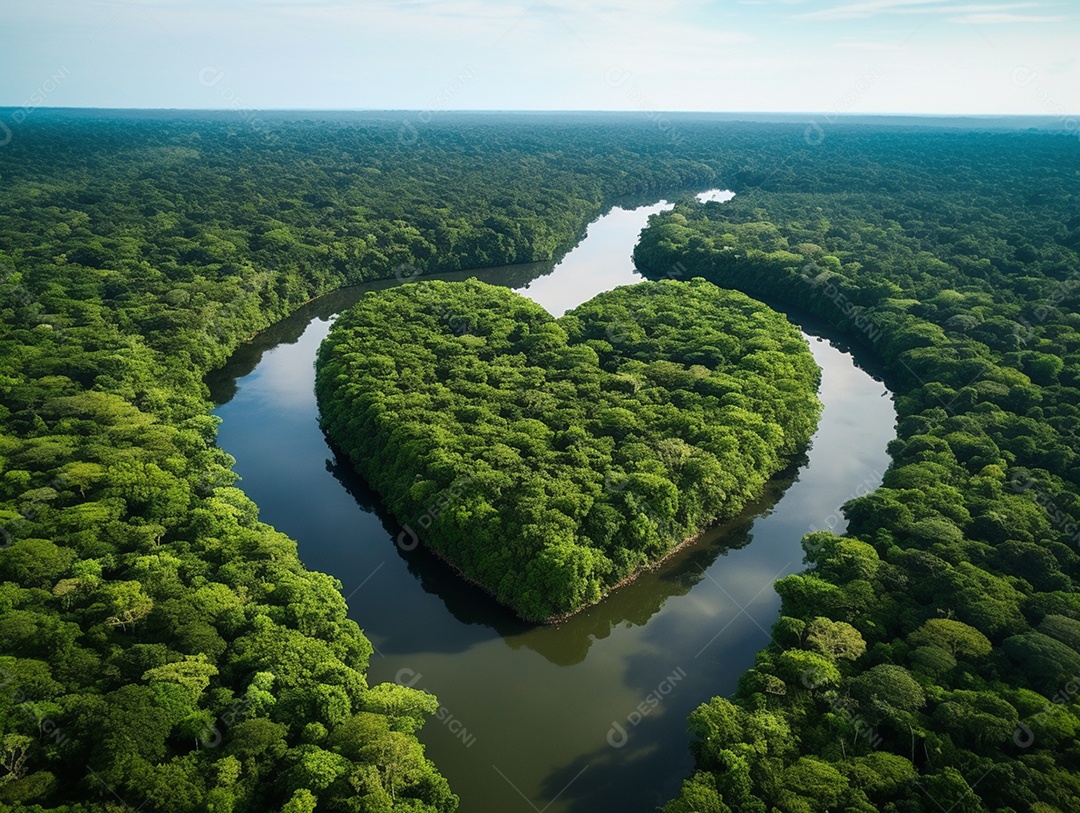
[2,0,1076,113]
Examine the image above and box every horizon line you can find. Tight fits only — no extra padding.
[1,106,1075,119]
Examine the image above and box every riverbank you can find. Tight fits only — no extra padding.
[212,190,894,813]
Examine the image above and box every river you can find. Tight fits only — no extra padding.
[209,190,896,813]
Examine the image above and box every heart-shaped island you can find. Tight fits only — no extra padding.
[316,278,822,622]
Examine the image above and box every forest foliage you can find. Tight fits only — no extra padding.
[1,111,1078,812]
[0,113,732,812]
[315,278,821,621]
[634,128,1080,812]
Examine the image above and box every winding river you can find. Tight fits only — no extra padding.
[208,191,896,813]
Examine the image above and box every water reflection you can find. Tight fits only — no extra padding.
[209,189,895,813]
[322,439,806,666]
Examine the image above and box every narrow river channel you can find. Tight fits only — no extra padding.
[209,191,896,813]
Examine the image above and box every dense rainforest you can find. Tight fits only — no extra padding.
[634,132,1080,812]
[0,113,734,811]
[315,279,820,621]
[0,110,1076,812]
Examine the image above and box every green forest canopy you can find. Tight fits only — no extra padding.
[0,111,1077,812]
[1,112,736,812]
[315,278,821,621]
[634,137,1080,812]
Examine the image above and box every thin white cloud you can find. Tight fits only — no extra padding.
[932,2,1042,10]
[797,0,942,20]
[948,11,1065,21]
[796,0,1055,21]
[2,0,1076,112]
[832,41,902,49]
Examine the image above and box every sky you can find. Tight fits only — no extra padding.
[1,0,1077,115]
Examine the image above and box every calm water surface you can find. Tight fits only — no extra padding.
[210,191,895,813]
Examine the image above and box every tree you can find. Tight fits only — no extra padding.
[851,665,925,718]
[0,734,32,781]
[225,718,289,761]
[280,745,351,794]
[843,752,916,797]
[932,690,1018,748]
[777,650,841,689]
[776,757,849,812]
[1038,614,1080,652]
[100,581,155,631]
[850,665,925,759]
[280,788,318,813]
[361,683,439,735]
[922,767,985,813]
[803,533,880,582]
[805,617,866,661]
[142,654,218,703]
[1003,632,1080,696]
[663,772,730,813]
[907,619,991,659]
[0,538,75,588]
